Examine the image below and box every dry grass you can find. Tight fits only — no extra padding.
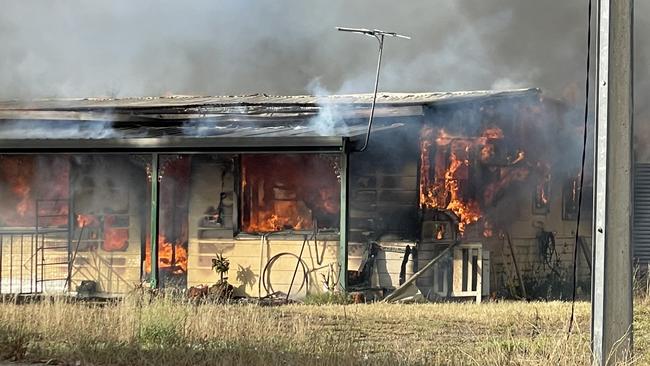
[0,295,642,365]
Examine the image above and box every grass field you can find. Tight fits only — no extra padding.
[0,295,646,365]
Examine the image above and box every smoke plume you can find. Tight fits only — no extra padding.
[0,1,630,98]
[0,1,648,152]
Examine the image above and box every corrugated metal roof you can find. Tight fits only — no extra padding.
[0,88,540,112]
[0,88,541,149]
[0,120,405,151]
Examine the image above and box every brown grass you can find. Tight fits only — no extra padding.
[0,296,643,365]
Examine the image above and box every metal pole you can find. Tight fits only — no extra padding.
[9,235,13,293]
[19,234,23,294]
[33,234,37,293]
[336,27,409,153]
[35,201,39,293]
[592,0,633,364]
[149,153,160,288]
[67,161,74,293]
[357,34,384,152]
[338,146,349,292]
[40,234,44,292]
[0,235,3,294]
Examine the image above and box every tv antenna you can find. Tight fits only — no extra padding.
[336,27,411,152]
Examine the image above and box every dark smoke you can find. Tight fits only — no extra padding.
[0,1,648,153]
[0,1,625,98]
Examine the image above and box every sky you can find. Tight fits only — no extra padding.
[1,0,640,102]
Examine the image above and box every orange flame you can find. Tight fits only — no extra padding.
[420,127,482,234]
[0,156,69,227]
[241,155,340,233]
[483,167,530,206]
[0,156,35,223]
[144,235,188,274]
[13,177,31,217]
[483,221,494,238]
[76,214,98,228]
[435,224,446,240]
[536,173,551,208]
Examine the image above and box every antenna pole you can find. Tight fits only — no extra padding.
[336,27,410,152]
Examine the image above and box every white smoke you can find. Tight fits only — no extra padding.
[0,120,119,139]
[490,77,532,91]
[306,78,349,136]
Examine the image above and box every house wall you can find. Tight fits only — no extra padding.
[0,155,147,295]
[425,98,593,298]
[345,99,592,299]
[0,231,67,294]
[483,174,592,298]
[69,156,147,295]
[186,155,338,298]
[0,97,592,299]
[347,119,421,290]
[69,191,144,295]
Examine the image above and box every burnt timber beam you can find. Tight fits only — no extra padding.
[0,136,345,153]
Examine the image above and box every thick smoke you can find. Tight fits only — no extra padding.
[0,1,623,99]
[0,1,648,150]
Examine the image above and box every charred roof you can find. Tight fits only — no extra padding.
[0,89,541,122]
[0,88,546,152]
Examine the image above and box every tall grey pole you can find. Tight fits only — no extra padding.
[591,0,633,364]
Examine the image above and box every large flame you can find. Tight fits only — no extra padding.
[420,124,543,236]
[144,235,188,274]
[419,127,482,233]
[75,214,129,251]
[241,155,340,233]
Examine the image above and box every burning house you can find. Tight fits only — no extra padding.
[0,88,592,300]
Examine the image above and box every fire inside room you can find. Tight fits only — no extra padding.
[0,89,591,301]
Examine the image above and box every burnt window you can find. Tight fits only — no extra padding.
[72,155,144,253]
[562,174,592,220]
[0,155,70,228]
[240,154,340,233]
[533,173,551,215]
